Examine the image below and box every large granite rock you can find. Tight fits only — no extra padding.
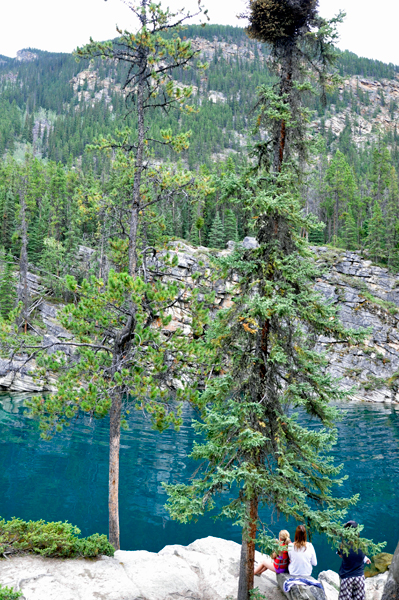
[0,536,285,600]
[277,572,327,600]
[0,357,56,392]
[312,247,399,404]
[0,537,389,600]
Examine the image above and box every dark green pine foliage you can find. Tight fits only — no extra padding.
[224,208,238,242]
[164,168,382,553]
[0,188,16,251]
[367,200,386,263]
[207,211,225,248]
[0,250,17,319]
[27,193,51,264]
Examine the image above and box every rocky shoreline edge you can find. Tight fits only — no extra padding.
[0,536,395,600]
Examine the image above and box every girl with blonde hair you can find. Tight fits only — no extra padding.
[254,530,291,576]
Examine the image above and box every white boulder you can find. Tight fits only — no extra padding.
[0,536,286,600]
[0,537,388,600]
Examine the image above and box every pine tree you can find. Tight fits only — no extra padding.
[207,211,225,248]
[0,188,16,251]
[386,166,399,270]
[324,151,358,246]
[27,192,51,265]
[27,0,210,553]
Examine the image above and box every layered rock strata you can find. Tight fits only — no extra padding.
[2,241,399,403]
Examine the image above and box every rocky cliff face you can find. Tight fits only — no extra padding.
[313,247,399,403]
[154,241,399,405]
[2,241,399,403]
[315,75,399,146]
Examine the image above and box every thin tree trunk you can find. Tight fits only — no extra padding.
[128,53,147,276]
[272,50,293,174]
[109,391,122,550]
[109,16,148,549]
[237,497,259,600]
[19,185,29,333]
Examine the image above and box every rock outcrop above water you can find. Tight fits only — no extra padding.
[313,247,399,403]
[2,242,399,403]
[0,536,389,600]
[153,242,399,404]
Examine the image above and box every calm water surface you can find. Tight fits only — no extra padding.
[1,394,398,574]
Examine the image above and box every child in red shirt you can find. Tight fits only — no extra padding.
[255,530,291,577]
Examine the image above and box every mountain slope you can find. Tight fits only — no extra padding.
[1,26,399,170]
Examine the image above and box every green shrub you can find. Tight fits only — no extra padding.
[0,517,114,558]
[0,584,22,600]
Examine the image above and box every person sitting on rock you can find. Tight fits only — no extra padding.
[287,525,317,577]
[337,520,371,600]
[254,529,291,577]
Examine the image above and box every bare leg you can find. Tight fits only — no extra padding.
[254,559,277,576]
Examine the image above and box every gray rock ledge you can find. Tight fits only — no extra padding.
[0,536,388,600]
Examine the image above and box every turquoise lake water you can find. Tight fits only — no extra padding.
[0,395,398,574]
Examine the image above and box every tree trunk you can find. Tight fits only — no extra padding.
[18,185,29,333]
[109,391,122,549]
[128,52,147,277]
[237,497,258,600]
[272,49,293,174]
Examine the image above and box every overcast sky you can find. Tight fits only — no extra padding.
[1,0,398,66]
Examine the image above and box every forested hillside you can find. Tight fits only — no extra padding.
[1,23,399,285]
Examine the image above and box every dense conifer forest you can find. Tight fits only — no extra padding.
[1,24,399,290]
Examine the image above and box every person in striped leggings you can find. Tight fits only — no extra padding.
[338,521,371,600]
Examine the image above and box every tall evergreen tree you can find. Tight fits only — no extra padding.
[367,200,386,263]
[385,166,399,270]
[224,208,238,242]
[324,150,358,246]
[165,4,382,600]
[208,211,225,248]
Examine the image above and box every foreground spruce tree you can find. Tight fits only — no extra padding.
[165,2,384,599]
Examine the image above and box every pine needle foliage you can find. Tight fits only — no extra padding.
[0,250,17,320]
[20,0,212,552]
[165,4,383,599]
[28,268,211,436]
[224,209,238,243]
